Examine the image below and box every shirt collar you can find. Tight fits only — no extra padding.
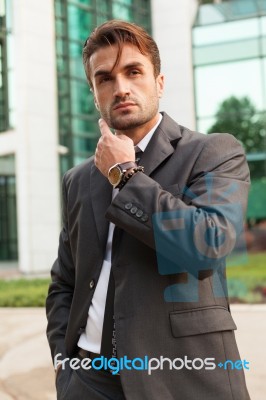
[135,113,162,153]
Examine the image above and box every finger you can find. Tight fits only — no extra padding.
[98,118,112,137]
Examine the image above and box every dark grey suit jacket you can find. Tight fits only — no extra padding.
[46,113,250,399]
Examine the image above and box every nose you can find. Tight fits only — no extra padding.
[113,75,130,98]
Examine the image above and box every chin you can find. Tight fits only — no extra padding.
[111,116,144,131]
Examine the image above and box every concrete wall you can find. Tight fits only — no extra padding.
[152,0,198,130]
[12,0,60,273]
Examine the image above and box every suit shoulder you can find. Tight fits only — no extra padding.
[63,156,94,187]
[179,125,245,153]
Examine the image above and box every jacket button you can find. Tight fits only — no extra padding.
[130,206,138,214]
[89,280,95,289]
[136,209,143,218]
[125,202,133,210]
[141,214,149,222]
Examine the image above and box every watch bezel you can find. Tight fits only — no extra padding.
[108,163,123,187]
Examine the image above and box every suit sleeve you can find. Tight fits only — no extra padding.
[105,133,250,274]
[46,173,75,362]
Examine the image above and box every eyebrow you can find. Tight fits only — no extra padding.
[94,62,145,79]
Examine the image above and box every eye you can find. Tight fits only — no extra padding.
[99,75,112,84]
[129,69,141,76]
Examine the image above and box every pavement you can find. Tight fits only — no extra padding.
[0,305,265,400]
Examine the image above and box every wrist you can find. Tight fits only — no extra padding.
[116,166,144,190]
[108,161,137,188]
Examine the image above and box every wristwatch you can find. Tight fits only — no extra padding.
[108,162,137,188]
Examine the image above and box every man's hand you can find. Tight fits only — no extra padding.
[94,119,135,177]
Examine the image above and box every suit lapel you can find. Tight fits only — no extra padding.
[140,112,182,176]
[89,113,181,251]
[90,163,112,254]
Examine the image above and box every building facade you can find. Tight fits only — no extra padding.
[193,0,266,221]
[0,0,197,273]
[0,0,264,273]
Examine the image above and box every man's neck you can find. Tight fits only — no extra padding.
[115,113,161,145]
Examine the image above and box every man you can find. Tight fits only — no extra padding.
[46,20,250,400]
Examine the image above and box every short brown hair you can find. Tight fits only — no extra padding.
[83,19,161,87]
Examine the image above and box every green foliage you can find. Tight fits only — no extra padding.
[0,278,50,307]
[227,252,266,303]
[1,254,266,306]
[227,252,266,281]
[207,96,266,154]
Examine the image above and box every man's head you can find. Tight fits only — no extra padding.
[83,20,161,87]
[82,20,164,136]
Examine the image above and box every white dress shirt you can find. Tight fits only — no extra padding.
[78,113,162,353]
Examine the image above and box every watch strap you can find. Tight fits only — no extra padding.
[118,161,137,171]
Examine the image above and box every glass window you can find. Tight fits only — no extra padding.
[60,155,70,176]
[96,14,108,26]
[231,0,258,17]
[55,0,151,170]
[262,58,266,110]
[0,155,18,261]
[56,38,68,57]
[112,1,133,20]
[57,56,69,75]
[96,0,109,14]
[56,18,65,37]
[73,136,98,153]
[72,117,99,136]
[195,59,264,119]
[194,38,260,66]
[262,37,266,56]
[72,0,93,6]
[195,4,227,26]
[0,40,7,131]
[194,1,265,27]
[59,96,70,114]
[68,5,94,42]
[69,42,84,78]
[193,18,259,46]
[0,0,10,133]
[55,1,65,19]
[71,80,92,115]
[58,77,69,95]
[262,16,266,35]
[59,115,71,133]
[73,154,88,166]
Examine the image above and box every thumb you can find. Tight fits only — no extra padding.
[98,118,112,137]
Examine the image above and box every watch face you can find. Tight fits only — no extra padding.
[108,166,122,186]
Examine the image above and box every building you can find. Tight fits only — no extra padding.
[0,0,265,273]
[192,0,266,222]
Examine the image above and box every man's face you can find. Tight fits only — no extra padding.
[89,43,164,132]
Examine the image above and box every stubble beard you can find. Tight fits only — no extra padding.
[102,98,159,132]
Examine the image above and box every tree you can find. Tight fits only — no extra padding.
[207,96,266,155]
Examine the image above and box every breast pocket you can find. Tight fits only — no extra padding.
[169,306,237,338]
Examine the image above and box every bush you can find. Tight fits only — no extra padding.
[0,278,51,307]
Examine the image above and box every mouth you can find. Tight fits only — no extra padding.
[113,102,136,111]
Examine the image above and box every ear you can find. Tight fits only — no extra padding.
[156,74,164,98]
[94,100,100,111]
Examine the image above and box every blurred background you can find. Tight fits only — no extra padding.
[0,1,265,399]
[0,0,265,302]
